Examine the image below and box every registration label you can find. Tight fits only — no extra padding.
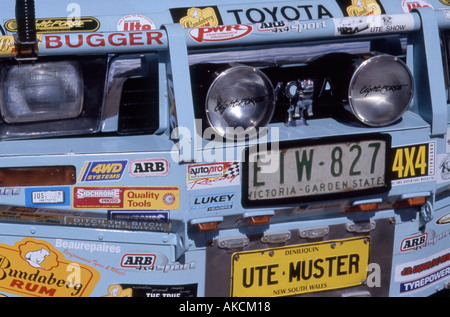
[244,136,389,206]
[231,237,370,297]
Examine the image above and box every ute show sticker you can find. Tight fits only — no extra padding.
[0,237,100,297]
[189,24,252,43]
[73,186,179,209]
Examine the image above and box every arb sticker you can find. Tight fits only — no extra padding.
[129,158,169,177]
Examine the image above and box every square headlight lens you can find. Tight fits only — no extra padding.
[1,61,83,123]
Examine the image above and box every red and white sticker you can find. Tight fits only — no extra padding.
[117,14,156,31]
[189,24,252,43]
[401,0,433,13]
[187,162,240,190]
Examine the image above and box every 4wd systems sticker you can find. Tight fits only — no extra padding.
[79,160,127,182]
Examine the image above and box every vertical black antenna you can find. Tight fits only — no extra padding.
[15,0,38,61]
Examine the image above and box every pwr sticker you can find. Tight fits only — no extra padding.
[189,24,252,43]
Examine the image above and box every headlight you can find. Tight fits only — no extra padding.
[347,54,413,127]
[1,61,83,123]
[205,65,275,139]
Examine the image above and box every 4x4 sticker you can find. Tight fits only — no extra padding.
[390,142,435,186]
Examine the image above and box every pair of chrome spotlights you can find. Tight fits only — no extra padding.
[205,54,414,139]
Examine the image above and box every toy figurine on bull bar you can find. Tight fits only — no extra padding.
[277,78,315,126]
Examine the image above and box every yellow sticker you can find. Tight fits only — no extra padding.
[0,34,43,56]
[0,237,100,297]
[179,7,220,28]
[0,35,16,56]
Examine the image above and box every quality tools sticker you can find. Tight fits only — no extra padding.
[73,187,179,209]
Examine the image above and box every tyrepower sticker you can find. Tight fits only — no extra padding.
[73,187,179,209]
[189,24,252,43]
[395,249,450,294]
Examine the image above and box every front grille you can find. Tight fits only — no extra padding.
[118,76,159,134]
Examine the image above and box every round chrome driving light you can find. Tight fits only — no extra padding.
[205,65,275,139]
[348,54,413,126]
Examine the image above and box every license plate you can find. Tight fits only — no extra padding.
[32,190,65,204]
[231,237,370,297]
[243,136,389,206]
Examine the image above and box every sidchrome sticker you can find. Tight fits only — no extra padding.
[73,187,179,209]
[0,237,100,297]
[231,237,370,297]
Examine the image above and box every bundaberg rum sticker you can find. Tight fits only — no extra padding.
[0,237,100,297]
